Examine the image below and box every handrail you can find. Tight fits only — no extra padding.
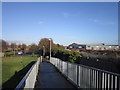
[78,63,120,77]
[15,62,35,89]
[50,57,120,89]
[15,58,40,89]
[63,59,120,77]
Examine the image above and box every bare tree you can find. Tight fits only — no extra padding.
[0,40,9,52]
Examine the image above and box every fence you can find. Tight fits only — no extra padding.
[50,57,120,89]
[15,58,40,89]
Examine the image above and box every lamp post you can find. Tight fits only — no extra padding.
[48,38,51,60]
[43,45,45,58]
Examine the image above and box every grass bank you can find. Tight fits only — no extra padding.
[2,56,37,84]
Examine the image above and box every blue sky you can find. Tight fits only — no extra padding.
[2,2,118,45]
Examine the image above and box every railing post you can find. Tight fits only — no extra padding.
[67,61,68,78]
[77,64,79,87]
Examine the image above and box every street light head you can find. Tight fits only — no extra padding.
[48,38,51,41]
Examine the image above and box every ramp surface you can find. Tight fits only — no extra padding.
[35,61,75,88]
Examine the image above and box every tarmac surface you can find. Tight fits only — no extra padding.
[35,61,75,89]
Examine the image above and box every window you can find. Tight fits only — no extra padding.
[109,46,111,48]
[78,46,82,48]
[69,46,73,48]
[117,46,119,48]
[96,46,99,48]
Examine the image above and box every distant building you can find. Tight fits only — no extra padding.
[25,46,31,52]
[67,43,120,50]
[63,46,68,49]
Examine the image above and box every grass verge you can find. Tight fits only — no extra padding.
[2,56,37,87]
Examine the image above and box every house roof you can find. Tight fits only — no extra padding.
[70,43,105,46]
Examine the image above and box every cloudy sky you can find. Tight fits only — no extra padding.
[2,2,118,45]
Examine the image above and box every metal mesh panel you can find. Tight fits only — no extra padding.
[68,63,77,85]
[61,61,68,76]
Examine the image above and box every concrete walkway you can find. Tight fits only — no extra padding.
[35,61,76,89]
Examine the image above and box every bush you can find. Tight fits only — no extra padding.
[52,47,81,63]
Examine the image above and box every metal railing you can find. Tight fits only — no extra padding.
[15,58,40,89]
[50,57,120,89]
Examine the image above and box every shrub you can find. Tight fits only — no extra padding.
[52,47,81,63]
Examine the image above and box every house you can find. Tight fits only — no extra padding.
[67,43,120,50]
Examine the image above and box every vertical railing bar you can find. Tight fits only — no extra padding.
[104,72,106,90]
[92,69,94,88]
[80,66,82,88]
[78,66,80,87]
[88,68,90,89]
[86,68,87,88]
[88,69,90,89]
[87,68,89,88]
[111,75,113,89]
[97,71,99,89]
[81,67,83,88]
[98,71,100,90]
[115,76,117,89]
[67,61,68,78]
[93,70,94,88]
[108,74,110,90]
[87,68,89,89]
[84,67,86,88]
[102,72,104,89]
[84,67,85,88]
[82,67,84,88]
[105,73,107,90]
[92,69,93,88]
[90,69,92,88]
[94,70,96,89]
[96,70,98,89]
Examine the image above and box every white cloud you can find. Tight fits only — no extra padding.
[38,21,44,24]
[63,12,69,17]
[89,18,100,23]
[89,18,116,25]
[93,19,99,23]
[104,22,116,25]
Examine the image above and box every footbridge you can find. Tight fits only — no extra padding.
[15,57,120,89]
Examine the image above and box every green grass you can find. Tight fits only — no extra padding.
[2,56,37,84]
